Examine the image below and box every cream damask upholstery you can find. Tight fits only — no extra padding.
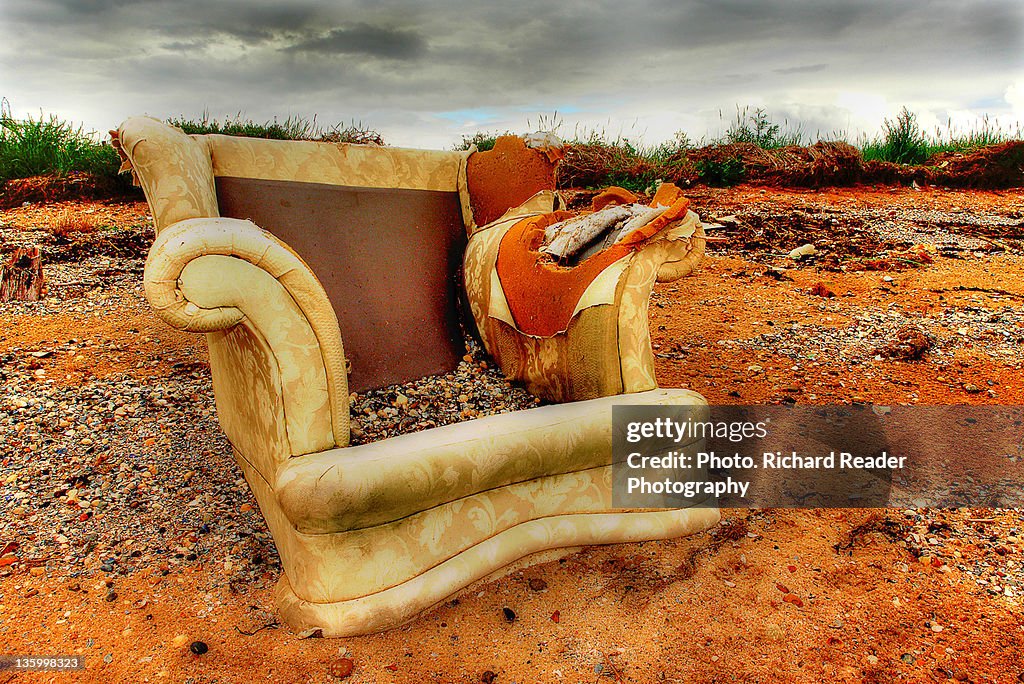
[114,117,718,636]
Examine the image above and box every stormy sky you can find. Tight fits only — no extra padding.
[1,0,1022,148]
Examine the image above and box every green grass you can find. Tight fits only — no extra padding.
[860,107,930,164]
[167,111,385,145]
[861,109,1021,164]
[0,99,120,184]
[694,157,746,187]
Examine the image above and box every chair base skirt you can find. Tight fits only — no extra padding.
[275,506,720,637]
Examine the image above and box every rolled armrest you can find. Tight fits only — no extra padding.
[143,217,351,460]
[642,210,706,283]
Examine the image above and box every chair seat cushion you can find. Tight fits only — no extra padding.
[494,185,690,337]
[274,388,707,534]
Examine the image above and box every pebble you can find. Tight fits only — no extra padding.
[189,641,209,655]
[328,657,354,679]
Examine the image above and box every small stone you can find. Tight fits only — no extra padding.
[551,610,560,623]
[789,244,816,260]
[808,282,835,298]
[528,578,548,592]
[328,657,354,679]
[481,671,497,684]
[502,607,516,623]
[867,655,878,665]
[105,591,118,602]
[782,593,803,608]
[901,653,915,665]
[189,641,208,655]
[172,634,189,648]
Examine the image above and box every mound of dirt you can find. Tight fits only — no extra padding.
[689,141,864,188]
[928,141,1024,189]
[558,143,698,190]
[860,160,932,186]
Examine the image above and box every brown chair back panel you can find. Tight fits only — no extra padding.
[215,177,467,392]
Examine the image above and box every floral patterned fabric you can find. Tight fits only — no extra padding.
[145,217,350,454]
[116,117,718,638]
[276,387,704,532]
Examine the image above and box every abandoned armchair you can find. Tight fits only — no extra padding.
[112,117,717,636]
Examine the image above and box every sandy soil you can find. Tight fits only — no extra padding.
[2,186,1024,683]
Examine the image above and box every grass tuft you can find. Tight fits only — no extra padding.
[861,107,930,165]
[721,106,804,149]
[51,208,99,237]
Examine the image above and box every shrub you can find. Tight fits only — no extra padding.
[861,107,929,165]
[723,106,803,149]
[695,157,746,186]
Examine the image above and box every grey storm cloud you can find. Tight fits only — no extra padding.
[0,0,1021,147]
[283,24,427,60]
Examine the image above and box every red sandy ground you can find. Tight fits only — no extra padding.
[2,186,1024,683]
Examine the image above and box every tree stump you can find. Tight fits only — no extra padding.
[0,247,44,301]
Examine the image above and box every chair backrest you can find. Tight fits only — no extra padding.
[205,135,472,392]
[116,117,561,394]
